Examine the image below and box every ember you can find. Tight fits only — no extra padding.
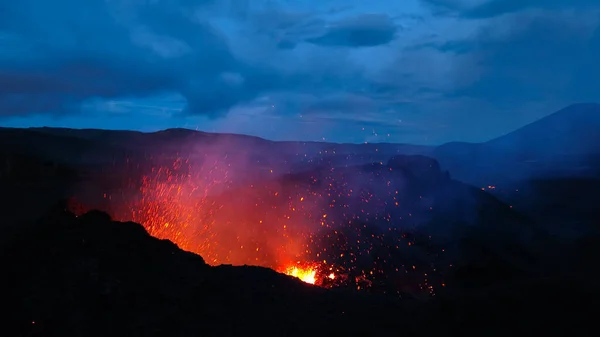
[112,159,321,271]
[74,156,446,296]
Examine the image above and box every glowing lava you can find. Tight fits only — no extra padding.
[72,155,447,296]
[283,264,318,284]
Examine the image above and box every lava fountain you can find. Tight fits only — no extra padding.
[101,157,335,285]
[283,264,318,284]
[76,155,444,294]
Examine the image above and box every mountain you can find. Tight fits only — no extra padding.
[486,103,600,158]
[28,126,433,157]
[433,103,600,185]
[4,102,598,185]
[0,127,128,166]
[0,126,434,187]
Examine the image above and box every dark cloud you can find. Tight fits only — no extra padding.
[421,0,600,18]
[419,0,467,16]
[565,25,600,101]
[276,40,297,49]
[248,10,324,50]
[0,0,398,119]
[433,13,600,106]
[0,0,245,117]
[4,0,597,145]
[464,0,600,18]
[306,14,398,47]
[249,11,399,49]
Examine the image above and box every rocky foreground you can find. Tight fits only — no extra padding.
[1,207,598,337]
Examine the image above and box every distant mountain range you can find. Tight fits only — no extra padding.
[2,102,598,185]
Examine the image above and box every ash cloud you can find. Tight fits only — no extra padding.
[306,14,398,48]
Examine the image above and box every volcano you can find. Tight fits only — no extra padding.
[74,154,538,297]
[433,103,600,185]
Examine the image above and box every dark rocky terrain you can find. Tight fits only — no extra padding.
[1,207,599,337]
[1,103,600,336]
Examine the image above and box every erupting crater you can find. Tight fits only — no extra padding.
[283,264,318,284]
[72,157,445,294]
[81,160,337,286]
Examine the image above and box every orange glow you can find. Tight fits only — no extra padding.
[283,264,318,284]
[108,159,324,274]
[69,156,445,296]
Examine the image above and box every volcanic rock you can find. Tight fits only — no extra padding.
[0,208,413,337]
[1,207,599,337]
[387,155,450,189]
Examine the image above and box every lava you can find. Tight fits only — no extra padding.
[74,155,447,295]
[283,264,318,284]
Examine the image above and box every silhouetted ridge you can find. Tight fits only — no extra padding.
[2,208,598,337]
[432,103,600,184]
[151,128,270,143]
[486,102,600,156]
[0,208,418,337]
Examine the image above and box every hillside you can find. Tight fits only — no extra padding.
[0,209,409,337]
[486,103,600,157]
[1,207,597,337]
[433,103,600,185]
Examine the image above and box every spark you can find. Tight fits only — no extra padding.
[70,154,448,297]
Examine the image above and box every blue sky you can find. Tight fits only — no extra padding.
[1,0,599,144]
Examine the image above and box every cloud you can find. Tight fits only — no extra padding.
[247,9,324,50]
[2,0,599,144]
[433,11,600,105]
[306,14,398,47]
[0,0,401,120]
[313,0,600,142]
[0,0,238,117]
[464,0,600,18]
[418,0,470,15]
[421,0,600,18]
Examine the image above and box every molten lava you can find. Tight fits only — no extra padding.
[283,264,318,284]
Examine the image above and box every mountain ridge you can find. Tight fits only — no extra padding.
[8,102,596,148]
[3,102,599,188]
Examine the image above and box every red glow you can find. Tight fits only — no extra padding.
[70,156,444,292]
[109,159,331,284]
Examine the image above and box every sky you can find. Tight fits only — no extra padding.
[0,0,599,145]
